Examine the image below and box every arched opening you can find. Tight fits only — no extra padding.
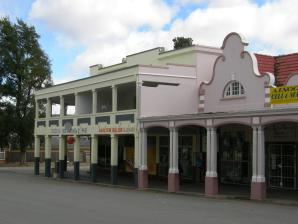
[145,125,206,193]
[178,125,206,193]
[217,123,252,197]
[265,122,298,199]
[146,126,169,190]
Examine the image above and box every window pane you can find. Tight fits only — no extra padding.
[224,81,244,97]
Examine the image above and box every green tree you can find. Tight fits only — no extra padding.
[0,17,52,162]
[172,37,193,50]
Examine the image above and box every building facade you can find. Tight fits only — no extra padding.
[34,32,298,200]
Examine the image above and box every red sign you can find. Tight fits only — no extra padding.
[67,136,75,144]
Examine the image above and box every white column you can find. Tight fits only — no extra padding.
[139,128,147,170]
[46,98,51,118]
[252,126,258,181]
[257,126,265,182]
[74,135,80,162]
[134,133,139,169]
[91,135,98,164]
[45,135,51,159]
[206,127,211,176]
[169,127,179,173]
[111,134,118,166]
[74,92,78,115]
[60,96,64,116]
[59,135,65,161]
[34,136,40,158]
[112,85,117,112]
[35,100,39,119]
[92,89,97,114]
[210,127,218,177]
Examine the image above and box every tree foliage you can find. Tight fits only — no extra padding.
[0,17,52,154]
[172,37,193,50]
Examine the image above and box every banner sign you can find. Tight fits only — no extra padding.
[98,127,135,134]
[270,85,298,104]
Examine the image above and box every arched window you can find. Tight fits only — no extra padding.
[224,81,245,97]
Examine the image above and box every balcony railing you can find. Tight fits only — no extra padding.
[36,109,137,129]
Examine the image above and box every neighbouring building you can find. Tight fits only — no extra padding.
[34,32,298,200]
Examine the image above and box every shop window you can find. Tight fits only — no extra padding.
[224,81,245,98]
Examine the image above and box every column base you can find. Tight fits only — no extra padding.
[168,173,180,192]
[251,181,266,200]
[111,166,118,185]
[192,166,196,182]
[91,163,97,182]
[134,168,138,187]
[45,158,51,177]
[74,161,80,180]
[34,157,40,175]
[64,155,67,172]
[59,160,65,178]
[138,169,148,189]
[156,163,159,177]
[205,176,218,196]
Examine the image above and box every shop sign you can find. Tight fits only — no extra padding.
[99,127,135,133]
[50,127,88,135]
[270,85,298,104]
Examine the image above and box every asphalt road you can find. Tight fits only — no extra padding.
[0,167,297,224]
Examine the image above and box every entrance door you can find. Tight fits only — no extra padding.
[269,144,296,189]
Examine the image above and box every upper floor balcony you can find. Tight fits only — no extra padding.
[35,81,137,134]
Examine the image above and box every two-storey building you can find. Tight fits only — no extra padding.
[34,32,298,201]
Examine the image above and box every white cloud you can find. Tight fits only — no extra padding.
[30,0,174,44]
[29,0,298,84]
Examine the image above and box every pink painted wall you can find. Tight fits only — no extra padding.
[200,33,274,113]
[139,64,197,117]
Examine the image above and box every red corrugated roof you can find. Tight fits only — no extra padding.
[255,54,275,74]
[255,53,298,86]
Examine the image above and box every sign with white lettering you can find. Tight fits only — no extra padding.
[50,127,88,135]
[98,127,135,134]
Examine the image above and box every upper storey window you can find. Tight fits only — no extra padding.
[224,81,244,97]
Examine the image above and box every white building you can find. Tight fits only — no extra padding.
[34,32,298,200]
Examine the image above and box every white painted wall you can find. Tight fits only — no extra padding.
[76,91,92,115]
[201,33,274,113]
[139,64,197,117]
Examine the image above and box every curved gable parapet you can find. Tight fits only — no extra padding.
[198,32,273,113]
[242,51,275,86]
[221,32,248,49]
[286,73,298,86]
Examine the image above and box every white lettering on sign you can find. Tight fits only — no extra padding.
[99,127,135,133]
[51,127,88,135]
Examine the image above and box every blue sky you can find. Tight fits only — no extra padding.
[0,0,297,84]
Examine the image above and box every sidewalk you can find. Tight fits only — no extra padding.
[1,163,298,206]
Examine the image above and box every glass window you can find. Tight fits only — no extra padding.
[224,81,245,98]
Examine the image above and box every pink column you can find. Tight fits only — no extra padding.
[138,169,148,189]
[250,125,266,200]
[205,126,218,196]
[138,127,148,189]
[205,176,218,196]
[168,173,179,192]
[251,182,266,200]
[168,126,180,193]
